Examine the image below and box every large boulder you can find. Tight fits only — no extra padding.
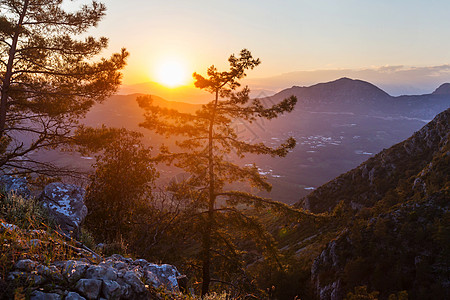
[0,175,31,198]
[39,182,87,237]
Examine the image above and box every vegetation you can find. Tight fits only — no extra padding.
[0,0,128,176]
[76,127,157,243]
[0,191,95,297]
[138,49,301,295]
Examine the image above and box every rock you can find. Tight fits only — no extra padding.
[14,259,37,272]
[0,175,31,198]
[144,263,180,291]
[39,182,87,237]
[85,265,118,281]
[6,254,184,299]
[65,292,86,300]
[123,271,146,294]
[102,280,122,299]
[30,291,62,300]
[75,278,102,300]
[62,260,89,284]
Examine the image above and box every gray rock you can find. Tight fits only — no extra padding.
[144,263,180,291]
[102,280,122,299]
[30,291,62,300]
[36,264,64,283]
[123,271,146,294]
[65,292,86,300]
[14,259,37,272]
[0,175,31,198]
[75,278,102,300]
[39,182,87,237]
[31,274,46,285]
[85,265,118,281]
[62,260,89,284]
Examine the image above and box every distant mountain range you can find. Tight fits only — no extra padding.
[263,77,449,119]
[76,78,449,204]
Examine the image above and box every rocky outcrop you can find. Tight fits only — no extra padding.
[39,183,87,237]
[298,108,450,213]
[7,255,182,300]
[0,175,31,198]
[311,192,450,299]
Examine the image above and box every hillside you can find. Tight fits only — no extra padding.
[268,108,449,299]
[297,108,449,213]
[26,79,450,204]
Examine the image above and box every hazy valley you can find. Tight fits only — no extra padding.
[41,77,449,204]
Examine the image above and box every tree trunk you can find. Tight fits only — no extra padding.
[0,0,29,137]
[201,89,219,296]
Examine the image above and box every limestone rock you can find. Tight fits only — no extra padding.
[30,291,62,300]
[0,175,31,198]
[75,278,102,300]
[65,292,86,300]
[39,182,87,237]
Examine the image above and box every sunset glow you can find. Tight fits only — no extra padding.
[155,60,188,88]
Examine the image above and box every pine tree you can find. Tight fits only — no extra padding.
[138,49,299,295]
[0,0,128,175]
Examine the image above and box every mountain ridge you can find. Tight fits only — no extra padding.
[296,108,450,213]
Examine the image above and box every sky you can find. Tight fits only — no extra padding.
[82,0,450,93]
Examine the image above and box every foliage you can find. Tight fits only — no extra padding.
[0,193,91,297]
[0,0,128,176]
[138,49,301,295]
[345,286,379,300]
[0,190,49,228]
[78,127,157,243]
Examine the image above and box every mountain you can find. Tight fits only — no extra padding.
[297,108,449,213]
[269,109,449,299]
[118,82,212,104]
[30,78,449,204]
[433,83,450,95]
[119,81,277,104]
[262,77,449,119]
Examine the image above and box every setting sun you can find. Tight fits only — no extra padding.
[155,59,187,88]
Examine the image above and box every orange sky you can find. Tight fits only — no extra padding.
[77,0,450,94]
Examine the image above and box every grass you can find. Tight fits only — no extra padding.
[0,191,95,285]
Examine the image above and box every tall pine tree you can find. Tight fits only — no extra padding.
[138,49,298,295]
[0,0,128,175]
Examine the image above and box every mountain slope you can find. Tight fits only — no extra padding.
[269,109,450,299]
[297,108,449,213]
[307,110,450,298]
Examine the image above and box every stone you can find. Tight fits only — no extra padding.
[123,271,146,294]
[75,278,102,300]
[30,291,62,300]
[14,259,37,272]
[0,175,31,198]
[62,260,89,284]
[39,182,87,237]
[65,292,86,300]
[102,280,122,299]
[144,263,180,291]
[85,265,118,281]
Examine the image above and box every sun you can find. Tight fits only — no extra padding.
[155,59,187,88]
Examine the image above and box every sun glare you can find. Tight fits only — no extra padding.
[155,60,187,88]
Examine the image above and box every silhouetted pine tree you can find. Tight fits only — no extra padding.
[0,0,128,176]
[138,49,300,295]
